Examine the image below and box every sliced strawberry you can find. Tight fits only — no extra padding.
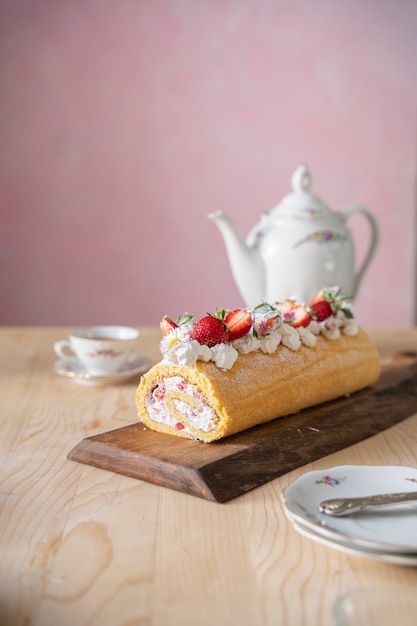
[190,316,229,347]
[224,309,252,341]
[160,313,194,336]
[276,300,297,322]
[160,315,178,336]
[276,300,311,327]
[290,304,312,328]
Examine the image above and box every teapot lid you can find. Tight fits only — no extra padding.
[270,164,333,218]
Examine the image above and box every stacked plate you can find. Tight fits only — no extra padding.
[282,465,417,566]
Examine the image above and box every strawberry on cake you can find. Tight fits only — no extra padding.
[135,287,381,443]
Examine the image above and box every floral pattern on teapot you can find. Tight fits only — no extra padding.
[295,230,348,248]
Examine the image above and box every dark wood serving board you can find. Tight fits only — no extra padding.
[68,355,417,502]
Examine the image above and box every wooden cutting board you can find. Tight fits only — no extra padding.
[68,354,417,502]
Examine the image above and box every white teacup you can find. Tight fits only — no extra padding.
[54,326,140,376]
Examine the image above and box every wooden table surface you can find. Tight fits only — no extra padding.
[1,326,417,626]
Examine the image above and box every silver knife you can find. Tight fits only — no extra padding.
[319,491,417,516]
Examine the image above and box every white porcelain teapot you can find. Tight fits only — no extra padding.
[209,164,379,306]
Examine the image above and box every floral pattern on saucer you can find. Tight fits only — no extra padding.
[314,474,348,487]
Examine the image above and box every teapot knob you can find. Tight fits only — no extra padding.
[291,164,312,193]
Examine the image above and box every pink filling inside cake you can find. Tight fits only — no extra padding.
[146,375,218,435]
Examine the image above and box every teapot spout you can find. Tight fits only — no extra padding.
[208,211,265,306]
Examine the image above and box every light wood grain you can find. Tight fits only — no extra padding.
[1,327,417,626]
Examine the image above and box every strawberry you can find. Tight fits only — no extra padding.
[252,302,281,336]
[309,287,353,322]
[190,316,229,347]
[290,304,312,328]
[160,313,193,336]
[224,309,252,341]
[160,315,178,336]
[276,299,296,320]
[276,300,311,327]
[309,299,333,321]
[259,315,280,334]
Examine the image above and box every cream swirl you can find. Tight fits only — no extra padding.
[297,326,317,347]
[280,324,302,350]
[210,343,239,370]
[233,333,261,354]
[259,332,282,354]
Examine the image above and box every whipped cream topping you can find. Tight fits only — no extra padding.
[160,297,358,371]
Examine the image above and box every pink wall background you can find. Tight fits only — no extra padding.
[1,0,416,328]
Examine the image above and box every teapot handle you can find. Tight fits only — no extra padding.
[343,204,380,298]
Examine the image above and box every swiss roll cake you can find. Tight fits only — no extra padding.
[135,287,381,443]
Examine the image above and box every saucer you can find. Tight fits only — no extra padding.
[54,353,152,386]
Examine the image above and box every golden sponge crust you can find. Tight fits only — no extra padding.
[135,328,381,443]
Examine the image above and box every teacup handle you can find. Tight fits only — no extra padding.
[343,204,380,298]
[54,340,75,360]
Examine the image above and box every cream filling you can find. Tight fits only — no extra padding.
[146,375,218,434]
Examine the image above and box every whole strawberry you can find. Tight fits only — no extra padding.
[190,316,229,347]
[309,286,353,322]
[309,299,333,322]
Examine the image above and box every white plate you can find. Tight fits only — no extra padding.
[282,465,417,554]
[54,353,152,386]
[291,519,417,567]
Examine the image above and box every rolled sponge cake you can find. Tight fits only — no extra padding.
[135,328,381,443]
